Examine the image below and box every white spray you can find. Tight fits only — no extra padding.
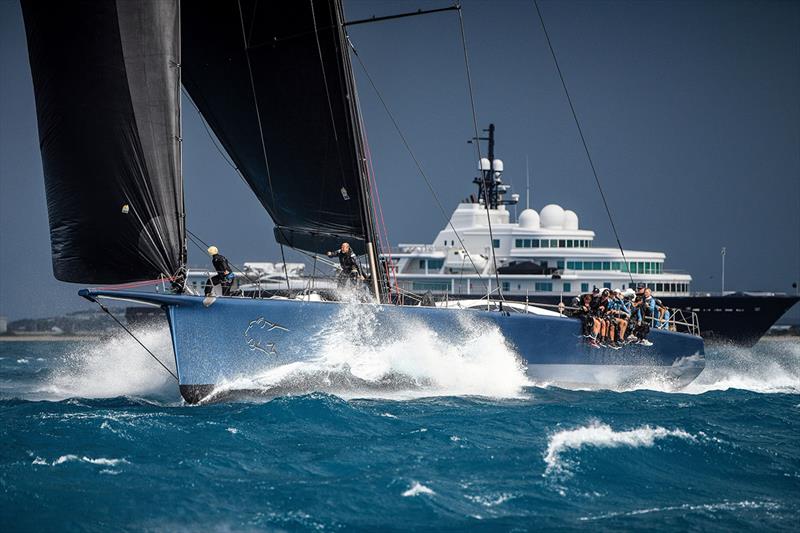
[44,325,176,400]
[211,300,531,400]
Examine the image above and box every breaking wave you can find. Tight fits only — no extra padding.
[543,421,695,475]
[402,482,435,497]
[618,339,800,395]
[33,455,129,467]
[683,339,800,394]
[207,302,530,401]
[44,326,176,400]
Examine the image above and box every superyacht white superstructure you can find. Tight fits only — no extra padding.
[387,145,691,300]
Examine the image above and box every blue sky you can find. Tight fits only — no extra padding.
[1,0,798,320]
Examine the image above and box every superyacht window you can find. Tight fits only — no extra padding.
[428,259,444,270]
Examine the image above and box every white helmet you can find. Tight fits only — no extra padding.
[207,245,219,256]
[623,288,636,298]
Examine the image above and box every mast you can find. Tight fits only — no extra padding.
[335,0,385,301]
[471,124,517,210]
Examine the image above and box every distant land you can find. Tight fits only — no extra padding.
[0,308,128,338]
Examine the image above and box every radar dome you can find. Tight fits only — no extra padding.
[540,204,565,229]
[563,210,579,230]
[479,158,491,171]
[518,209,540,229]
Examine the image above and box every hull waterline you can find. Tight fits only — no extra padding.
[81,290,705,403]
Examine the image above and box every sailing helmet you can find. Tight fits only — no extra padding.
[623,288,636,298]
[207,246,219,256]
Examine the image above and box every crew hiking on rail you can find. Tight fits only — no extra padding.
[571,286,672,348]
[204,245,235,296]
[326,242,365,288]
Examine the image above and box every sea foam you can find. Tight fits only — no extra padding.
[34,455,130,467]
[544,421,695,475]
[402,481,435,497]
[624,339,800,395]
[207,301,530,401]
[45,325,176,400]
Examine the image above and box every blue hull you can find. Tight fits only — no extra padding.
[82,290,705,403]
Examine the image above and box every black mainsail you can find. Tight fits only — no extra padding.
[181,1,381,267]
[21,0,185,284]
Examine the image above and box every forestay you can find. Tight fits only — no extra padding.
[21,0,185,284]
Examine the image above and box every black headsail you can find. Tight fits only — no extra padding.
[21,0,185,284]
[181,0,384,298]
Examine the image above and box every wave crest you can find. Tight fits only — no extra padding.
[208,302,530,401]
[544,421,695,475]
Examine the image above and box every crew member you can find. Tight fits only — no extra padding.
[204,245,234,296]
[607,289,631,345]
[326,242,365,288]
[572,293,595,340]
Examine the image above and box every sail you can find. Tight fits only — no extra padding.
[21,0,184,284]
[181,0,372,255]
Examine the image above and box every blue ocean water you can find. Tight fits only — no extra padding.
[1,332,799,531]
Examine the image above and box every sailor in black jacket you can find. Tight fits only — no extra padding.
[204,245,234,296]
[326,242,365,288]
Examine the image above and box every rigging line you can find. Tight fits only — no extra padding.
[181,87,248,188]
[235,1,306,281]
[88,298,178,381]
[348,58,389,301]
[457,7,504,301]
[350,68,388,247]
[362,145,394,289]
[309,0,349,236]
[192,225,339,281]
[186,229,259,285]
[182,90,261,275]
[236,0,275,205]
[119,200,173,279]
[358,100,398,294]
[532,0,634,285]
[236,0,289,247]
[188,226,338,293]
[309,0,345,168]
[348,41,488,291]
[278,243,291,292]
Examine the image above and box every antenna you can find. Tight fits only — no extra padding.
[721,246,726,294]
[525,155,530,209]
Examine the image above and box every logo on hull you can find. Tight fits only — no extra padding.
[244,317,289,355]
